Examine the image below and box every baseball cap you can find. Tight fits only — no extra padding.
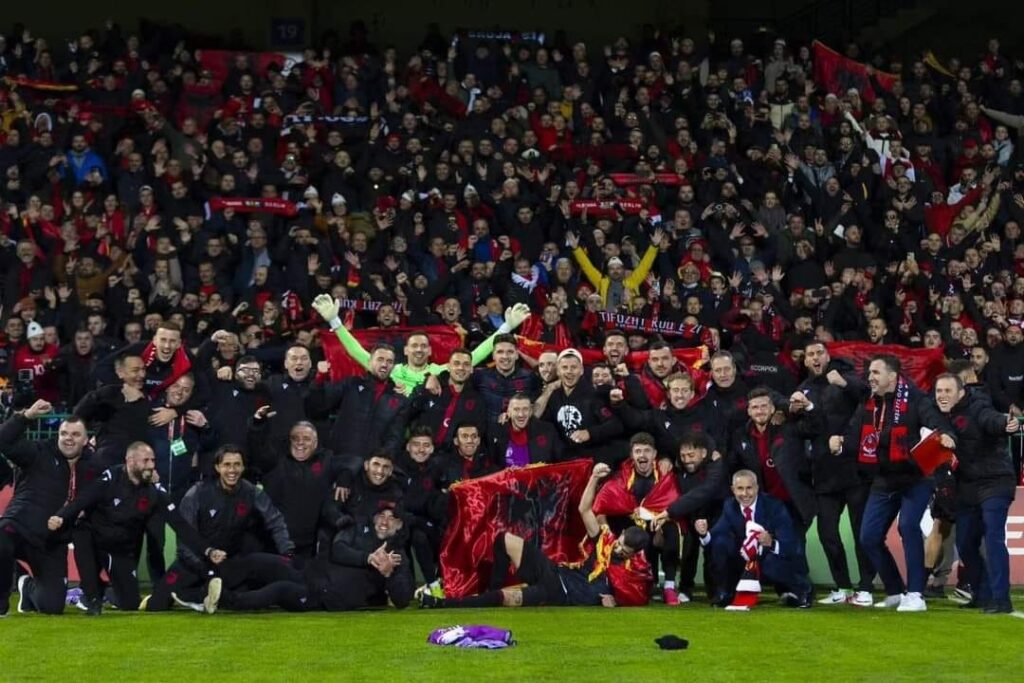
[557,348,584,364]
[27,321,44,339]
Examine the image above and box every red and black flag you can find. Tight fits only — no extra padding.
[826,341,946,390]
[812,40,897,103]
[440,460,593,599]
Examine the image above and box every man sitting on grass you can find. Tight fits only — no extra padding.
[420,462,652,608]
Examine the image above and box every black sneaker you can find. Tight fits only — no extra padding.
[16,576,36,614]
[922,585,946,599]
[984,603,1013,614]
[958,600,982,609]
[420,593,445,609]
[85,597,103,617]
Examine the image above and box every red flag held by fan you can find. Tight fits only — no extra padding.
[911,429,955,476]
[812,40,898,104]
[826,342,945,390]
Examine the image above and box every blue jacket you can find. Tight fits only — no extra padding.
[710,493,800,560]
[64,148,108,184]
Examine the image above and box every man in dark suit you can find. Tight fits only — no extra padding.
[696,469,813,608]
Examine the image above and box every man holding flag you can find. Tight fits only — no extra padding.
[422,462,651,608]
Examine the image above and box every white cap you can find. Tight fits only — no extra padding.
[557,348,584,364]
[606,257,624,268]
[331,193,347,206]
[401,190,416,203]
[26,321,44,339]
[464,184,478,197]
[303,186,319,199]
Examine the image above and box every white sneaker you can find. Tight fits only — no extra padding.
[851,591,874,607]
[203,578,223,614]
[818,589,852,605]
[677,592,691,604]
[874,594,903,608]
[897,592,927,612]
[171,592,205,613]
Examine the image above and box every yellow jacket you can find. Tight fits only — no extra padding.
[572,245,659,311]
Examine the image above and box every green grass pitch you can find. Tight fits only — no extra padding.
[2,595,1023,681]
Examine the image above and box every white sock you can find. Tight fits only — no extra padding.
[664,581,675,590]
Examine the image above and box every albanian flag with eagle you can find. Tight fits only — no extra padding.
[440,460,592,598]
[440,460,653,604]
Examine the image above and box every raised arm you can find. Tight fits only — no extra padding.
[469,303,532,366]
[579,462,611,538]
[312,294,371,371]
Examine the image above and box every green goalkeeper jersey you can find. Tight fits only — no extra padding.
[330,324,500,392]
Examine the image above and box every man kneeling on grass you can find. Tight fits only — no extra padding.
[421,462,652,608]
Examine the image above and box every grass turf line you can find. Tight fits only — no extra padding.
[2,596,1023,681]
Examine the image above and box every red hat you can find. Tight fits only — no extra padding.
[963,138,978,149]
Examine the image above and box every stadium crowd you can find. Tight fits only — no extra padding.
[0,19,1022,617]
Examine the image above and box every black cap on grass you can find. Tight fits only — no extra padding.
[655,635,689,650]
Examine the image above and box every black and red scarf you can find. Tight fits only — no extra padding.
[141,343,193,398]
[859,376,910,465]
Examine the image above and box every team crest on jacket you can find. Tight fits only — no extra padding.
[137,496,150,512]
[310,461,323,476]
[465,399,476,411]
[389,397,400,409]
[235,502,249,517]
[536,434,547,447]
[953,415,968,431]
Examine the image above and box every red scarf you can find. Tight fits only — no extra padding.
[859,376,910,465]
[208,197,298,216]
[141,343,193,398]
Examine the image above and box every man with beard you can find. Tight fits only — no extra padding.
[830,355,945,612]
[610,372,726,462]
[651,432,729,603]
[635,342,679,409]
[0,400,94,615]
[797,340,875,607]
[208,354,269,447]
[731,388,819,588]
[597,330,650,409]
[473,334,542,420]
[591,433,682,604]
[313,294,530,393]
[488,393,562,467]
[422,461,652,608]
[397,427,447,597]
[536,348,624,464]
[988,322,1024,416]
[934,373,1018,613]
[436,423,502,489]
[414,349,489,448]
[306,344,411,465]
[46,442,221,615]
[146,446,297,613]
[248,411,349,562]
[333,451,406,529]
